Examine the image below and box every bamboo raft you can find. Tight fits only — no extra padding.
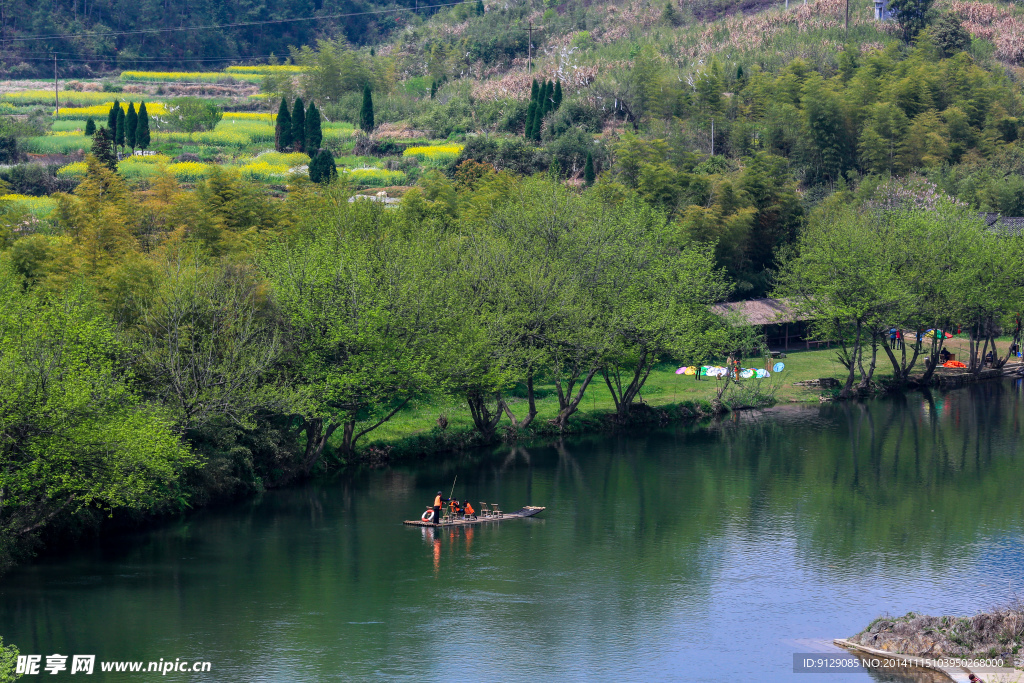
[403,506,546,527]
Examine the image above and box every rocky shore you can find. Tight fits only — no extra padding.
[843,609,1024,679]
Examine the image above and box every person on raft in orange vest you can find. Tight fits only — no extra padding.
[463,501,475,516]
[430,491,449,524]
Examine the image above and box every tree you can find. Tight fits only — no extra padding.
[90,128,118,171]
[932,13,971,57]
[0,636,18,682]
[359,84,374,133]
[291,97,306,153]
[85,117,96,136]
[125,101,138,152]
[137,102,151,151]
[0,275,195,549]
[305,101,322,152]
[262,199,440,469]
[132,254,282,432]
[525,100,538,140]
[166,97,222,133]
[553,80,563,110]
[308,149,337,184]
[802,72,851,182]
[476,0,484,14]
[114,105,126,154]
[430,80,438,99]
[597,198,732,418]
[662,0,683,25]
[276,97,292,152]
[584,151,596,186]
[107,99,119,132]
[888,0,935,43]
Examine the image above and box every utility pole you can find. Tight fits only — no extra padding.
[523,20,536,73]
[54,53,59,117]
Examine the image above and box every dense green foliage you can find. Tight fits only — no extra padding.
[777,177,1024,397]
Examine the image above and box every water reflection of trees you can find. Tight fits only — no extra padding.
[707,383,1024,568]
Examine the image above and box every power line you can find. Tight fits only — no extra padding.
[1,1,476,44]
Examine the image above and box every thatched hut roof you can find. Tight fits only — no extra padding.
[710,297,808,326]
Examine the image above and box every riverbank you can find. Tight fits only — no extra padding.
[355,337,1024,460]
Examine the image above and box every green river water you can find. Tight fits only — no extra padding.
[2,381,1023,681]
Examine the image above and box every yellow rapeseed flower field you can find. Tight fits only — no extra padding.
[119,71,263,83]
[222,112,276,121]
[0,194,56,216]
[167,161,210,182]
[55,102,167,120]
[225,65,305,75]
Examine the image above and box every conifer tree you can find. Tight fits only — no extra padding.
[584,151,595,186]
[305,101,322,152]
[114,106,126,154]
[125,102,138,152]
[360,84,374,133]
[107,100,119,132]
[291,97,306,153]
[309,149,338,184]
[476,0,484,14]
[543,80,553,115]
[276,98,292,152]
[525,100,538,140]
[91,127,118,171]
[137,102,151,151]
[85,118,96,136]
[553,81,563,110]
[430,81,438,99]
[530,79,539,103]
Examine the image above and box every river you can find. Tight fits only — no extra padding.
[2,382,1024,681]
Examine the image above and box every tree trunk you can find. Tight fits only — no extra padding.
[996,317,1021,369]
[602,350,655,419]
[857,330,879,390]
[301,417,340,476]
[467,390,504,439]
[840,321,862,399]
[553,367,598,427]
[502,374,538,429]
[919,323,946,385]
[881,327,922,384]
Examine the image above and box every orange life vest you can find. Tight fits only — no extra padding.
[433,495,442,507]
[465,503,475,515]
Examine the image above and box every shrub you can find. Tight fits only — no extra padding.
[0,163,76,195]
[165,97,223,133]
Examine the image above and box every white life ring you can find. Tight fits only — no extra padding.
[421,509,436,522]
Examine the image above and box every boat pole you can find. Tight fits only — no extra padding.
[448,475,457,501]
